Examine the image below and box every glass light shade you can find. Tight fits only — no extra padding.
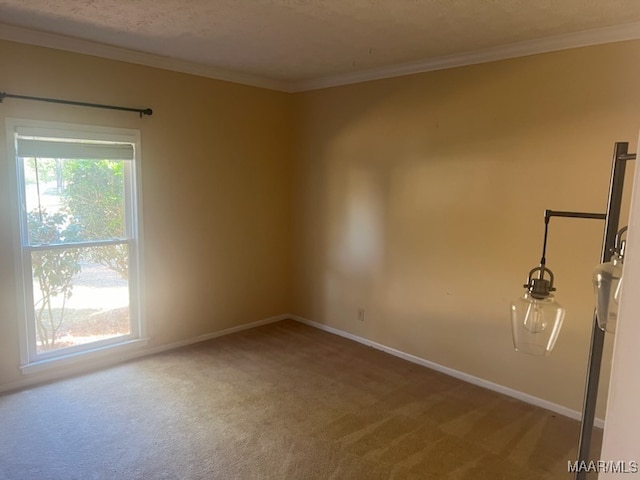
[510,292,566,356]
[593,253,623,333]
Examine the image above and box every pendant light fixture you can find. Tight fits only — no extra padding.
[510,210,607,357]
[593,226,627,333]
[511,265,565,356]
[511,142,636,480]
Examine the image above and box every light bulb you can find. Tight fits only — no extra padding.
[511,291,565,356]
[523,299,548,333]
[614,273,624,303]
[593,252,623,333]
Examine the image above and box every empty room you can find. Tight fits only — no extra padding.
[1,1,639,479]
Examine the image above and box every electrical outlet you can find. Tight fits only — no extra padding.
[357,308,365,322]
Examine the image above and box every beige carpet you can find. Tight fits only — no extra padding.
[0,319,600,480]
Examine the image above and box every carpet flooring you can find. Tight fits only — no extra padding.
[0,319,601,479]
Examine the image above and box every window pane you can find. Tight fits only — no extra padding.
[24,158,126,245]
[10,120,143,367]
[31,245,130,354]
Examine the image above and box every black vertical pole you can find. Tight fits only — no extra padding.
[575,142,629,479]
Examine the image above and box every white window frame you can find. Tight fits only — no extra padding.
[6,118,147,373]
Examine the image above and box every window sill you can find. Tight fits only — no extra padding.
[20,337,150,375]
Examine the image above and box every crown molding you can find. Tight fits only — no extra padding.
[2,20,639,94]
[0,22,294,92]
[291,21,640,92]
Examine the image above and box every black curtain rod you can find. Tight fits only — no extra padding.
[0,92,152,117]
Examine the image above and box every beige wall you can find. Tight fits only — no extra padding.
[291,41,640,418]
[0,40,294,388]
[1,37,639,419]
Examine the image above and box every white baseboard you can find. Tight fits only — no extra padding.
[0,314,288,394]
[141,314,289,357]
[289,314,605,429]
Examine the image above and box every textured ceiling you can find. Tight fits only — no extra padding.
[1,0,640,90]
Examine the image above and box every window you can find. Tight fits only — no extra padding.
[6,119,146,371]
